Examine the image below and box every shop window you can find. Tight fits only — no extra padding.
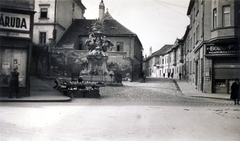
[214,79,227,93]
[0,49,27,87]
[39,32,46,44]
[40,8,48,18]
[223,6,230,27]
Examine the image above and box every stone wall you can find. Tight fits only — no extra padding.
[50,49,132,80]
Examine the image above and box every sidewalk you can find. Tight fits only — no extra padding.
[0,76,231,102]
[175,79,230,100]
[0,76,71,102]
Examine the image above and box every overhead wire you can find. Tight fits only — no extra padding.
[154,0,231,37]
[154,0,188,17]
[156,0,188,8]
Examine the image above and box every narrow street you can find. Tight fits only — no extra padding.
[1,78,240,141]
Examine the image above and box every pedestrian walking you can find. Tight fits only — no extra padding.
[9,67,20,98]
[179,73,182,80]
[230,78,239,105]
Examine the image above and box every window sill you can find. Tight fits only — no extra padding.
[211,26,235,32]
[39,18,49,20]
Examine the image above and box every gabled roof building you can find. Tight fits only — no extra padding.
[52,0,143,81]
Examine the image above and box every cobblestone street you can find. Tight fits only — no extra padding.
[1,77,240,141]
[70,77,234,107]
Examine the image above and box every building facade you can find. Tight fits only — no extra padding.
[187,0,240,94]
[33,0,86,46]
[0,0,35,96]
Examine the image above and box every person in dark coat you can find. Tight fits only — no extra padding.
[78,76,84,83]
[9,67,20,98]
[230,78,239,105]
[179,73,182,80]
[142,71,146,83]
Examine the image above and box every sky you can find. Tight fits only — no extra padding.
[82,0,190,56]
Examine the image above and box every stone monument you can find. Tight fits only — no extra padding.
[80,20,114,83]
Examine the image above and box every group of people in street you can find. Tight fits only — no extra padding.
[157,72,182,80]
[230,78,240,105]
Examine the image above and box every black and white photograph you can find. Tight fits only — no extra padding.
[0,0,240,140]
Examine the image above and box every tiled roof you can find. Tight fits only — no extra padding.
[152,44,173,56]
[56,19,136,47]
[144,44,173,61]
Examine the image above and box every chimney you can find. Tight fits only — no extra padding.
[99,0,105,21]
[150,46,152,55]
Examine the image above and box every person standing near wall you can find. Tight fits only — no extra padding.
[179,73,182,80]
[142,71,146,83]
[230,78,239,105]
[9,67,20,98]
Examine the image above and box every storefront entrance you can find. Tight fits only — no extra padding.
[213,58,240,94]
[0,47,27,87]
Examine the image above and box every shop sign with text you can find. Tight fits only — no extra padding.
[0,12,30,31]
[206,45,240,54]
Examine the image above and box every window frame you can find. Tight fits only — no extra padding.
[222,5,230,27]
[213,8,217,29]
[40,8,48,19]
[116,42,124,51]
[39,32,46,44]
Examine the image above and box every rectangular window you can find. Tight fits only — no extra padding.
[223,6,230,27]
[72,2,75,11]
[193,33,195,47]
[39,32,46,44]
[40,8,48,18]
[213,8,217,29]
[195,0,199,16]
[196,25,200,42]
[116,42,124,51]
[190,61,192,74]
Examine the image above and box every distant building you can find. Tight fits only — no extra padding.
[144,45,172,77]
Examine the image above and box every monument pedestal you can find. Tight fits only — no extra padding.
[86,55,109,75]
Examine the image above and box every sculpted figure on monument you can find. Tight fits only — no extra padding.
[84,21,113,57]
